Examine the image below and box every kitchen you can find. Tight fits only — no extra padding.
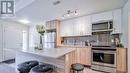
[0,0,129,73]
[16,9,126,73]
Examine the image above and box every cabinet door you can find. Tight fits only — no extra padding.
[74,16,92,36]
[92,11,113,23]
[80,48,91,65]
[0,24,3,62]
[117,48,127,72]
[112,9,122,34]
[60,20,74,37]
[83,16,92,35]
[75,48,81,63]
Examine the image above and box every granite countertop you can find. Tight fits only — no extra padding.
[17,48,76,58]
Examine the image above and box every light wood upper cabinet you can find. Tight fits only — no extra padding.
[60,16,92,37]
[112,9,122,34]
[92,11,113,23]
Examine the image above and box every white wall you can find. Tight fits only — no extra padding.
[28,21,45,48]
[0,20,29,49]
[122,0,130,73]
[0,20,29,60]
[122,0,130,48]
[29,25,40,48]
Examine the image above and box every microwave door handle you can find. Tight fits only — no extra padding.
[100,55,104,62]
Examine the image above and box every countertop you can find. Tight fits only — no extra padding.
[57,44,92,48]
[17,48,76,58]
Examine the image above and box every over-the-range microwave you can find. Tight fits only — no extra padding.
[92,20,113,32]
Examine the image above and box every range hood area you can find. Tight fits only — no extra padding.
[92,20,113,33]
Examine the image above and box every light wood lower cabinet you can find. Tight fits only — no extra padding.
[59,47,91,66]
[58,46,92,66]
[117,48,127,72]
[75,48,91,66]
[75,48,81,63]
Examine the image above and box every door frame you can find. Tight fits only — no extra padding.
[128,12,130,73]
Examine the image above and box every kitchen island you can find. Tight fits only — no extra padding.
[15,48,76,73]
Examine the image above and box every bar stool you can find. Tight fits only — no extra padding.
[71,63,84,73]
[17,60,39,73]
[30,63,53,73]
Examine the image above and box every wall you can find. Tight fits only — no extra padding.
[29,25,40,48]
[122,0,130,72]
[122,0,130,48]
[29,22,45,48]
[0,20,29,60]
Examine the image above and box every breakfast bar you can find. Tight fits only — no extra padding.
[15,48,76,73]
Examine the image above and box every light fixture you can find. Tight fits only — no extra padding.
[53,0,61,5]
[62,10,78,19]
[18,19,30,24]
[75,10,78,15]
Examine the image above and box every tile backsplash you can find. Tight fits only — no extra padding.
[62,32,112,46]
[63,36,92,46]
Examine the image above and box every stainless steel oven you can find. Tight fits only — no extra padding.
[91,47,117,73]
[92,50,116,67]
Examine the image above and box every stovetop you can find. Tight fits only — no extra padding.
[92,45,116,50]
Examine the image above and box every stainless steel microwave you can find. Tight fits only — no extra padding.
[92,21,113,32]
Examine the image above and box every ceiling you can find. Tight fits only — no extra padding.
[13,0,128,24]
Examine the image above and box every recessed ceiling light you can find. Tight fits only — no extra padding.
[18,19,30,24]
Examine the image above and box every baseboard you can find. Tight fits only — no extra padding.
[2,59,15,64]
[84,65,91,68]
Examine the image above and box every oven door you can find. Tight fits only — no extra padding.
[92,50,116,67]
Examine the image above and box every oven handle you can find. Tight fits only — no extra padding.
[92,50,117,54]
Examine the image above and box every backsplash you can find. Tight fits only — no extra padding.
[62,32,113,46]
[62,36,92,46]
